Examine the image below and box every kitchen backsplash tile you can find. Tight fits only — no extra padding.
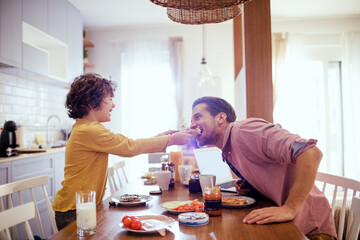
[0,71,73,147]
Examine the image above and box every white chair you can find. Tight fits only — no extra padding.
[316,172,360,240]
[108,161,128,194]
[0,175,58,239]
[0,202,36,240]
[347,196,360,240]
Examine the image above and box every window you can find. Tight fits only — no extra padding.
[272,33,360,179]
[112,40,178,181]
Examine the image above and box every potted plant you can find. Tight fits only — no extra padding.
[83,49,89,63]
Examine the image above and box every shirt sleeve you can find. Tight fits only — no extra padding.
[76,122,170,157]
[236,119,317,165]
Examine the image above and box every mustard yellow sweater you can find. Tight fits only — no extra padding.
[52,119,170,212]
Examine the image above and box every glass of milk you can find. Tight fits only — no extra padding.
[76,191,96,236]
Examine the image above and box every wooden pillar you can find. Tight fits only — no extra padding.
[233,0,273,123]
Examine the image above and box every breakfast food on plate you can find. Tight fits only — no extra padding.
[120,194,142,203]
[222,197,247,205]
[122,215,142,230]
[162,199,204,212]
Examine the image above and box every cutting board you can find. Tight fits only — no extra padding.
[17,148,47,153]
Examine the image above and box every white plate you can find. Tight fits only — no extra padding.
[221,195,256,208]
[112,194,153,206]
[120,215,175,235]
[160,200,195,214]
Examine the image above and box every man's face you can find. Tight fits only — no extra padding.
[93,95,115,122]
[191,103,220,147]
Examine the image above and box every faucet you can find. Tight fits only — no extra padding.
[46,115,61,146]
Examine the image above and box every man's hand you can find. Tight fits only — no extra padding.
[242,205,296,224]
[234,180,250,196]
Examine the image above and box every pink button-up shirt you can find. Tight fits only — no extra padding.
[221,118,336,237]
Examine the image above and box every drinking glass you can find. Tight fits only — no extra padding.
[76,191,96,236]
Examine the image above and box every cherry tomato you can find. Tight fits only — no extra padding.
[122,216,132,228]
[130,219,142,230]
[122,215,129,222]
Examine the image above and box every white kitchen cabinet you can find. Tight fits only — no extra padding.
[23,0,48,33]
[0,0,22,68]
[48,0,67,43]
[0,161,11,186]
[54,151,65,194]
[22,43,49,76]
[67,3,83,81]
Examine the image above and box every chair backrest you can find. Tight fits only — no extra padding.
[0,202,35,240]
[316,172,360,240]
[0,175,58,239]
[346,196,360,240]
[108,161,128,194]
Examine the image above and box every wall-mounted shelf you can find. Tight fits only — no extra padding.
[83,61,94,69]
[83,31,94,71]
[83,37,94,48]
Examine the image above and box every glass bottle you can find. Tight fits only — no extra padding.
[189,175,202,193]
[168,162,175,188]
[204,186,222,216]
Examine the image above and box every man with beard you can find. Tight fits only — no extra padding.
[190,96,336,240]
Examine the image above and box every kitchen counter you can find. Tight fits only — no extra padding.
[0,147,66,163]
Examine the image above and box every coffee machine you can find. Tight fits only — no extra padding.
[0,121,18,157]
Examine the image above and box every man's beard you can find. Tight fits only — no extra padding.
[197,133,219,147]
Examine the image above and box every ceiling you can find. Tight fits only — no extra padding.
[68,0,360,30]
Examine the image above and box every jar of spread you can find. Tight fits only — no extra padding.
[189,175,202,193]
[204,186,222,216]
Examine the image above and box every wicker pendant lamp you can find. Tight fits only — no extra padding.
[167,5,241,25]
[150,0,251,24]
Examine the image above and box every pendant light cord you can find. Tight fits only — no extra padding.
[201,25,207,64]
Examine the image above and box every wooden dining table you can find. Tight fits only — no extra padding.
[49,179,307,240]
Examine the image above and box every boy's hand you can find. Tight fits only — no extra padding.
[168,132,192,146]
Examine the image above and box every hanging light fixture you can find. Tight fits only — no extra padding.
[149,0,251,25]
[195,25,222,98]
[167,5,241,25]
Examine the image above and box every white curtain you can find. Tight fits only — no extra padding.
[342,32,360,181]
[273,33,334,176]
[272,33,288,107]
[118,40,177,138]
[107,40,177,183]
[168,37,185,129]
[273,32,360,181]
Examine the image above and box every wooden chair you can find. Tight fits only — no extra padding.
[0,174,58,239]
[316,172,360,240]
[347,196,360,240]
[108,161,128,194]
[0,202,36,240]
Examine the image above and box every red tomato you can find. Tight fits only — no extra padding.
[178,206,185,211]
[122,217,132,228]
[130,219,142,230]
[122,215,129,222]
[195,207,204,212]
[198,202,205,208]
